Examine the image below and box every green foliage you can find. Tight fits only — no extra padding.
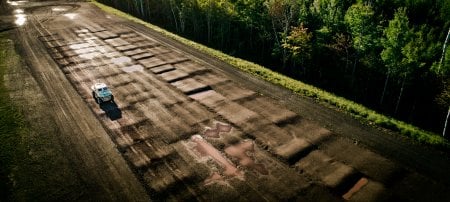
[345,3,377,53]
[264,0,301,66]
[282,24,313,66]
[381,7,412,76]
[0,32,97,201]
[0,34,24,201]
[309,0,346,30]
[402,29,426,73]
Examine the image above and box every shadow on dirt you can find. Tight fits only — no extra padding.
[99,101,122,120]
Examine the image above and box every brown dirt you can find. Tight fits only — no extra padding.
[3,0,450,201]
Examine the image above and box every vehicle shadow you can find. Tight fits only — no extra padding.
[99,101,122,121]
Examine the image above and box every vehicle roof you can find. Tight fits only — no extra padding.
[93,83,108,89]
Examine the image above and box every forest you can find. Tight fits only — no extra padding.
[97,0,450,137]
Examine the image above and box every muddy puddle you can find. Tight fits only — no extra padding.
[51,6,73,12]
[7,0,28,6]
[63,13,77,20]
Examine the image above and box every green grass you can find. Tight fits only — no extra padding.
[0,32,26,201]
[92,1,449,150]
[0,32,92,201]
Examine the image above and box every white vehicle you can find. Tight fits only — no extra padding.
[91,83,114,104]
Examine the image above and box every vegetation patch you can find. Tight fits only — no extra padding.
[0,32,26,201]
[0,32,92,201]
[92,2,449,150]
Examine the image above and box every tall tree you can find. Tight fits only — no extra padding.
[234,0,271,60]
[265,0,300,68]
[310,0,348,30]
[380,7,418,113]
[198,0,214,43]
[282,24,313,74]
[344,3,377,87]
[327,33,352,72]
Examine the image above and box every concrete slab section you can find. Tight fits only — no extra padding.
[120,32,139,39]
[116,44,138,51]
[189,90,226,108]
[193,72,229,86]
[284,119,332,144]
[159,69,189,82]
[131,52,154,60]
[111,56,132,65]
[169,101,215,126]
[69,42,92,50]
[150,64,175,74]
[131,73,188,106]
[213,81,255,101]
[134,40,159,48]
[296,150,359,193]
[216,102,259,127]
[138,56,167,69]
[240,97,299,124]
[274,138,314,163]
[124,48,147,56]
[105,37,129,47]
[135,100,194,143]
[147,46,171,55]
[94,30,118,39]
[174,60,207,74]
[104,51,122,58]
[122,36,145,43]
[122,64,144,73]
[245,123,293,148]
[321,138,404,185]
[171,78,209,95]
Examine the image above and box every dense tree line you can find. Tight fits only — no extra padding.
[98,0,450,135]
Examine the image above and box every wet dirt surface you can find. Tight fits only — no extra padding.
[4,0,450,201]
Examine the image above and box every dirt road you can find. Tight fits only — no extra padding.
[4,0,450,201]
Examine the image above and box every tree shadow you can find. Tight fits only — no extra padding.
[99,101,122,121]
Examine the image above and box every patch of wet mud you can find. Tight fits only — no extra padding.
[191,135,241,178]
[224,140,268,175]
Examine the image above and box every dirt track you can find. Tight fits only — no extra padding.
[3,1,450,201]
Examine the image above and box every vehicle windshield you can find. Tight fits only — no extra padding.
[100,87,108,91]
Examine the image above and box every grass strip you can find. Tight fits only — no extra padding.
[0,32,26,201]
[0,31,93,201]
[92,1,449,149]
